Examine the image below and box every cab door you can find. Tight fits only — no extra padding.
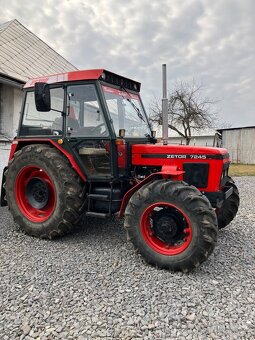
[66,84,115,179]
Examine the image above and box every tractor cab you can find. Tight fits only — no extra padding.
[20,69,153,180]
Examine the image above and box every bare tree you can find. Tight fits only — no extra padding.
[150,81,220,145]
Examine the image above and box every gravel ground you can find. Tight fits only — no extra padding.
[0,177,254,339]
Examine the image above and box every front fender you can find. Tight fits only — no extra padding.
[119,165,184,218]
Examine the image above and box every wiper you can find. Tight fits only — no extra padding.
[120,86,145,122]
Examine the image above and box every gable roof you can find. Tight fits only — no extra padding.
[0,19,77,83]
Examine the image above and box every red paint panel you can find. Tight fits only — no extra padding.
[68,69,104,82]
[9,141,19,160]
[132,143,228,156]
[117,144,127,169]
[131,143,229,192]
[24,69,104,88]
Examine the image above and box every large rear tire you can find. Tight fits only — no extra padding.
[124,180,218,272]
[5,144,84,239]
[216,177,240,229]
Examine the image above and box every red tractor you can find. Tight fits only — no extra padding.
[1,68,239,272]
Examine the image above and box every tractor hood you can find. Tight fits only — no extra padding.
[132,143,230,166]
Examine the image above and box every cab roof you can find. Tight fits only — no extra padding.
[23,69,141,92]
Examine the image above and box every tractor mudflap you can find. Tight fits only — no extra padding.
[1,167,8,207]
[204,186,234,209]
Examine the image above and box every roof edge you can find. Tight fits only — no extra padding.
[0,19,16,32]
[0,72,25,88]
[8,19,78,71]
[217,126,255,132]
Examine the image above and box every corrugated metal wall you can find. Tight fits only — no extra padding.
[222,128,255,164]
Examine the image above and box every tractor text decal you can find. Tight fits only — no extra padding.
[141,154,228,160]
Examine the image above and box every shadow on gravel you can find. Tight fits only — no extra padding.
[60,216,126,240]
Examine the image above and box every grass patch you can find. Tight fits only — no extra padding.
[229,163,255,176]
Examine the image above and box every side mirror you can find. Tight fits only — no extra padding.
[34,82,51,112]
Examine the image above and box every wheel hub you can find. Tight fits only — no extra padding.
[26,178,49,209]
[152,210,185,245]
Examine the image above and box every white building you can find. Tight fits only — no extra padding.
[0,19,77,182]
[156,127,221,147]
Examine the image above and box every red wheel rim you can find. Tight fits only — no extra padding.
[15,165,56,223]
[140,202,192,255]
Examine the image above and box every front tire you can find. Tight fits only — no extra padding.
[5,144,84,239]
[125,180,218,272]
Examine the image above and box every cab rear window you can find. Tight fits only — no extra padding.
[19,88,64,136]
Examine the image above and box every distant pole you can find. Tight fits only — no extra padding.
[162,64,168,145]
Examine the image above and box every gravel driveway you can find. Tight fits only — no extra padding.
[0,177,254,339]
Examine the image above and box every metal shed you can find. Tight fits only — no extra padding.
[217,126,255,164]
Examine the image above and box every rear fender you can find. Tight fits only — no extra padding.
[119,165,184,218]
[7,139,86,182]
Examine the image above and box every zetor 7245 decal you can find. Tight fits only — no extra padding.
[1,68,239,272]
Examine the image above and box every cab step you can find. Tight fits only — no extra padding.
[87,194,108,201]
[85,212,108,218]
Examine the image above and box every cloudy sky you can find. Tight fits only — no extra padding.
[1,0,254,128]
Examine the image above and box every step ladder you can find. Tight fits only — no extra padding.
[85,182,114,218]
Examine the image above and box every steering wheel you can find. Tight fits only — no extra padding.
[91,123,107,136]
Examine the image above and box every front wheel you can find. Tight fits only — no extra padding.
[124,180,218,272]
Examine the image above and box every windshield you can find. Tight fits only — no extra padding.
[102,85,151,138]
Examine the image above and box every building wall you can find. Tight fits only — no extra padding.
[0,141,10,185]
[0,84,23,187]
[0,84,23,138]
[155,127,218,147]
[13,87,23,135]
[168,135,216,146]
[0,84,14,137]
[222,128,255,164]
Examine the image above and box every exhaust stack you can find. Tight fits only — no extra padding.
[162,64,168,145]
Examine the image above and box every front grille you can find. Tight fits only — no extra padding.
[183,163,209,188]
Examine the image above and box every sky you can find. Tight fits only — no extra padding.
[0,0,254,128]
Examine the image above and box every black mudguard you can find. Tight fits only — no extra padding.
[1,167,8,207]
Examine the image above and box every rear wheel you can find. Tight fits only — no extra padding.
[125,180,218,272]
[5,144,85,238]
[216,178,240,229]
